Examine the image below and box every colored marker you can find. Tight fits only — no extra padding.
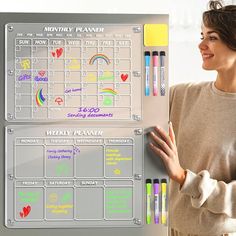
[161,179,167,224]
[146,179,152,224]
[152,51,158,96]
[154,179,160,224]
[145,51,150,96]
[160,51,166,96]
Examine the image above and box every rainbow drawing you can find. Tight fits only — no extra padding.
[89,54,110,65]
[36,88,46,106]
[100,88,117,95]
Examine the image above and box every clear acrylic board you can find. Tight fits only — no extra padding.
[5,126,143,228]
[6,24,142,121]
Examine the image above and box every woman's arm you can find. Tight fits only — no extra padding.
[149,124,236,218]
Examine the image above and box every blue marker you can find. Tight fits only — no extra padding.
[145,51,150,96]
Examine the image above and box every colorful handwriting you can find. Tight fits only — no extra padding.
[47,149,73,160]
[46,204,73,214]
[67,112,113,119]
[65,88,82,93]
[66,107,113,119]
[48,155,72,160]
[47,149,73,154]
[105,189,132,214]
[17,74,31,81]
[18,191,40,203]
[106,148,132,166]
[77,107,100,113]
[34,76,48,82]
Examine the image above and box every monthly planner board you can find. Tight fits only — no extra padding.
[5,126,143,228]
[5,24,142,121]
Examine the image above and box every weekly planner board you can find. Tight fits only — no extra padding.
[6,24,142,121]
[6,126,143,227]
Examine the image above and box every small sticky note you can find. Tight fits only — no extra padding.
[144,24,168,46]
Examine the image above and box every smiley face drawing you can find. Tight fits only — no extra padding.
[49,193,58,203]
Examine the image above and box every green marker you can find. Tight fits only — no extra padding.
[146,179,152,224]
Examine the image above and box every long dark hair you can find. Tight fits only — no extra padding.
[203,0,236,51]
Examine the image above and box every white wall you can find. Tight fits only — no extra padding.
[1,0,233,85]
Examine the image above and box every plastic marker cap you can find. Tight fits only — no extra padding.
[161,179,167,193]
[146,179,152,224]
[146,178,152,193]
[154,179,159,194]
[160,51,165,67]
[145,51,150,66]
[152,51,158,67]
[160,51,165,56]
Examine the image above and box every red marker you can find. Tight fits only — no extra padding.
[152,51,158,96]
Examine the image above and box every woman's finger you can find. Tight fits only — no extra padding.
[149,132,172,156]
[169,121,176,146]
[149,142,169,162]
[154,126,175,150]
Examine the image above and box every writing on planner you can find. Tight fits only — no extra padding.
[67,107,113,118]
[19,205,31,218]
[55,97,63,105]
[67,112,113,118]
[67,59,80,69]
[20,59,30,69]
[47,148,73,160]
[17,74,31,81]
[77,107,100,113]
[51,48,63,58]
[65,88,82,93]
[34,76,48,82]
[34,70,48,82]
[46,204,73,215]
[121,73,128,82]
[18,191,40,203]
[56,163,70,176]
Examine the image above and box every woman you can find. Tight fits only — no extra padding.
[149,1,236,235]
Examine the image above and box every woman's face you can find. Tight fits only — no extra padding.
[198,24,236,71]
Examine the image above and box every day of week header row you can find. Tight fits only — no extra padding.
[15,39,131,47]
[16,138,134,145]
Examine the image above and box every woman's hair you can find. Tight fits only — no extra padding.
[203,0,236,51]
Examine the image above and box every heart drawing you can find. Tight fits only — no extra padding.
[51,48,63,58]
[121,74,128,82]
[38,70,46,77]
[19,205,31,218]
